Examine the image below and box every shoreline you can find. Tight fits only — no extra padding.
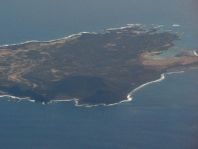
[193,50,198,56]
[0,23,186,108]
[0,23,179,48]
[0,32,97,48]
[0,24,143,48]
[0,71,185,108]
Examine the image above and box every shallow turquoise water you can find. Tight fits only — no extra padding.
[0,0,197,149]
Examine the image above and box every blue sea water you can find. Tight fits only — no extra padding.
[0,0,197,149]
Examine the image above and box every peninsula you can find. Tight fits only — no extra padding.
[0,24,197,106]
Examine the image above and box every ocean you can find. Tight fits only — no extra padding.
[0,0,197,149]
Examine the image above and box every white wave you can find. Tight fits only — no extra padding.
[152,24,164,29]
[193,50,198,56]
[106,24,143,31]
[0,24,170,49]
[0,71,184,107]
[48,74,166,108]
[49,97,132,108]
[166,71,185,75]
[127,74,165,97]
[0,32,97,48]
[172,24,181,27]
[1,23,179,49]
[0,95,35,103]
[0,24,145,48]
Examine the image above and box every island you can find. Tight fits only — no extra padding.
[0,24,197,106]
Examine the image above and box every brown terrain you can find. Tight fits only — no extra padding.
[0,25,197,105]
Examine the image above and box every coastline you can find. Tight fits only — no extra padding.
[0,23,179,48]
[193,50,198,56]
[0,24,143,48]
[0,71,185,108]
[0,32,97,48]
[0,23,188,108]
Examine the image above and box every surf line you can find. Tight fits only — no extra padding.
[126,73,165,101]
[0,71,185,108]
[0,24,143,48]
[193,50,198,56]
[0,95,35,103]
[60,73,167,108]
[0,23,166,49]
